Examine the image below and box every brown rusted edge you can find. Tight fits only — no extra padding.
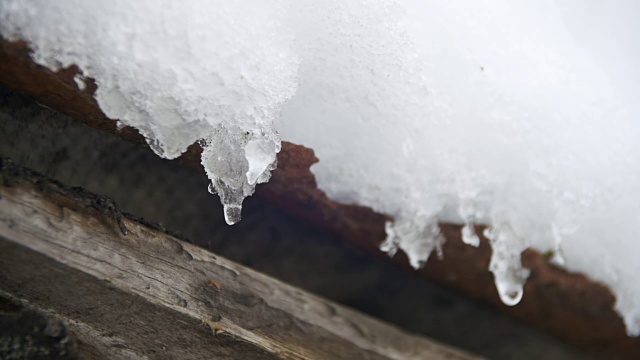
[1,37,637,359]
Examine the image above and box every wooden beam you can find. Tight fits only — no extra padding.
[0,158,478,360]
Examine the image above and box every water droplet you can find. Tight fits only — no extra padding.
[223,205,242,225]
[497,284,524,306]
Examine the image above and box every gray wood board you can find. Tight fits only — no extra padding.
[0,159,478,360]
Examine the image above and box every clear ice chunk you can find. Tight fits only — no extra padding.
[461,223,480,247]
[483,227,530,306]
[382,218,445,270]
[202,126,279,225]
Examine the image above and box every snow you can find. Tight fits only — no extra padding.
[2,0,640,335]
[0,0,298,224]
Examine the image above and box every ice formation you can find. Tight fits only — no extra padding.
[2,0,640,335]
[0,0,297,224]
[281,1,640,336]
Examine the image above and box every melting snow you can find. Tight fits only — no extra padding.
[2,0,640,335]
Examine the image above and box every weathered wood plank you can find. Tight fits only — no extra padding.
[0,246,279,360]
[0,159,478,360]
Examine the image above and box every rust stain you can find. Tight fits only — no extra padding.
[207,279,221,290]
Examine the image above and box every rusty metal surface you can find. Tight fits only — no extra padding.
[1,37,638,358]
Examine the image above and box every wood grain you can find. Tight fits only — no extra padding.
[0,159,478,360]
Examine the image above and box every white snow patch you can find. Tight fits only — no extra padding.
[73,75,86,91]
[0,0,298,224]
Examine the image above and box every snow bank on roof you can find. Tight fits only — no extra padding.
[2,0,640,335]
[0,0,298,224]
